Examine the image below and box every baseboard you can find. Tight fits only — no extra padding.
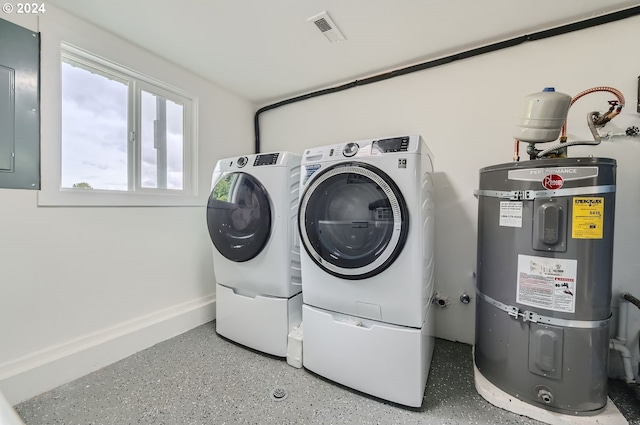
[0,295,216,405]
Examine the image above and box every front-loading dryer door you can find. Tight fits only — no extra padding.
[299,162,409,279]
[207,172,272,262]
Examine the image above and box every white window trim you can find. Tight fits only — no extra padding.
[38,43,200,207]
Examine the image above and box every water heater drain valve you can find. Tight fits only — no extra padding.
[537,388,554,404]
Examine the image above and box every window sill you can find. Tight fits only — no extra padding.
[37,188,203,207]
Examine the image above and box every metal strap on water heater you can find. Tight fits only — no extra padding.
[476,289,610,329]
[474,184,615,200]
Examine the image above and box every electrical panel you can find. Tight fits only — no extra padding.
[0,18,40,190]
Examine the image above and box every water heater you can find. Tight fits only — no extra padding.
[475,158,616,415]
[474,86,623,416]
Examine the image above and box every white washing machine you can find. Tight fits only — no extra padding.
[298,135,435,407]
[206,152,302,357]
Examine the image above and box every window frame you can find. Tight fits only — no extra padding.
[38,43,199,207]
[134,79,193,193]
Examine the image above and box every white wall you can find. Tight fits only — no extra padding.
[0,7,254,404]
[259,16,640,379]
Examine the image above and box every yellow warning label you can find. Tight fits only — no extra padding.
[572,197,604,239]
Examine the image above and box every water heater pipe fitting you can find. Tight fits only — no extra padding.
[609,340,636,384]
[433,292,449,308]
[610,293,637,384]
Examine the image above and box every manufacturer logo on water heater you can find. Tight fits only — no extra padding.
[542,174,564,190]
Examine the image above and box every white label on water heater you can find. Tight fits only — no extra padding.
[499,201,523,227]
[516,255,577,313]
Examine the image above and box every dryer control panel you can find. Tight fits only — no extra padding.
[302,134,423,165]
[254,153,280,166]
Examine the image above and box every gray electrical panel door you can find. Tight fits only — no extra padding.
[0,18,40,189]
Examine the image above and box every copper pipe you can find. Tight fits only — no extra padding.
[560,86,626,139]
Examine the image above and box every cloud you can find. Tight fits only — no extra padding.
[60,60,186,191]
[62,62,127,119]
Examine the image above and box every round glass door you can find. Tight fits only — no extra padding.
[299,162,409,279]
[206,172,272,262]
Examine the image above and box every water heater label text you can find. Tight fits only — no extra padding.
[508,166,599,182]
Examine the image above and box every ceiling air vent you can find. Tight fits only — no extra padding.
[307,11,346,44]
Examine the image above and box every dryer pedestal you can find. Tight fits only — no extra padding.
[216,283,302,357]
[302,304,435,407]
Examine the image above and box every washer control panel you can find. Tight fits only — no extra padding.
[372,137,410,153]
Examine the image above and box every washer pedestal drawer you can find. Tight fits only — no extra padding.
[302,304,434,407]
[216,283,302,357]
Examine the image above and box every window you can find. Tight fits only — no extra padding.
[59,44,195,198]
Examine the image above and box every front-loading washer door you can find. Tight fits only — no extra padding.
[299,162,409,280]
[207,172,272,262]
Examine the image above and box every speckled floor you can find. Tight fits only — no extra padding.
[14,322,640,425]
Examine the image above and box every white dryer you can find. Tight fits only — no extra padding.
[298,135,435,407]
[206,152,302,357]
